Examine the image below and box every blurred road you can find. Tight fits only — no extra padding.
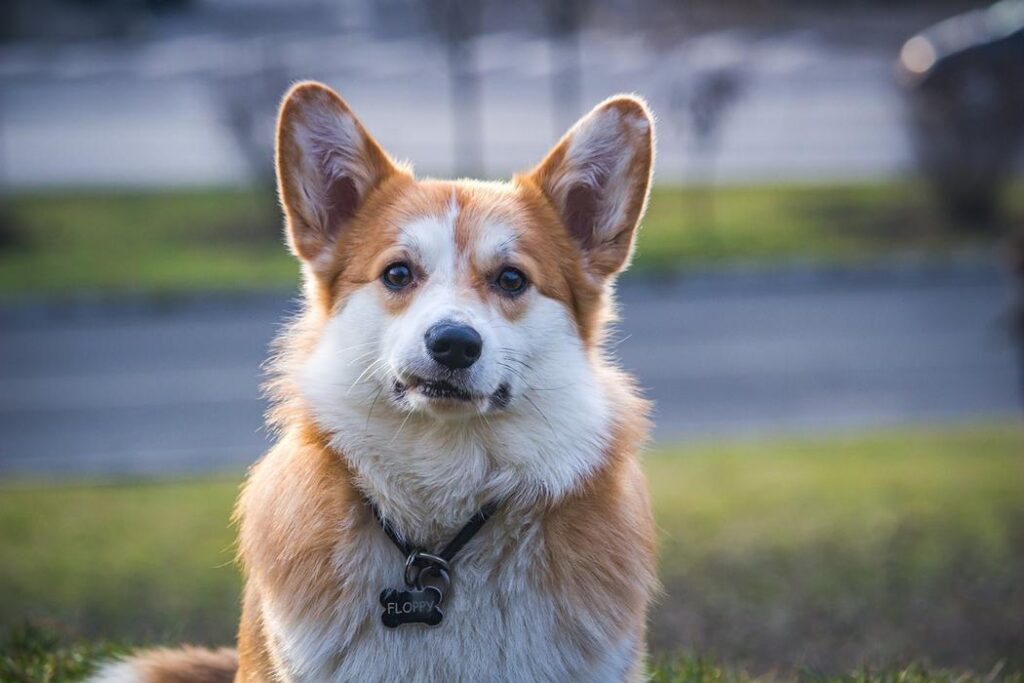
[0,268,1018,476]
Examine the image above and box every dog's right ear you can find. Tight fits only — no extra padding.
[276,81,399,270]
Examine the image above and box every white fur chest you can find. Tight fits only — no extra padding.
[259,513,637,683]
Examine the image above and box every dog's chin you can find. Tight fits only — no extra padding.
[391,376,512,417]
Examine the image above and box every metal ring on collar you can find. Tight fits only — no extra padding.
[404,550,450,588]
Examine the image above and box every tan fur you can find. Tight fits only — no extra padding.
[97,82,657,683]
[97,647,238,683]
[541,369,656,656]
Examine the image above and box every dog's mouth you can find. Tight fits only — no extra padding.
[409,378,474,401]
[395,377,511,408]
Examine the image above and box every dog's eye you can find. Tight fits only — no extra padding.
[495,267,528,295]
[381,262,413,290]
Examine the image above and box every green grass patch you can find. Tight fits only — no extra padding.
[2,625,1018,683]
[0,477,240,645]
[0,188,294,296]
[1,423,1022,679]
[647,424,1024,673]
[0,625,128,683]
[1,182,1019,297]
[637,183,1004,269]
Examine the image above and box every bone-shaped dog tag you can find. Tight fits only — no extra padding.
[379,586,444,628]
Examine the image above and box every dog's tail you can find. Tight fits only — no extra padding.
[88,646,238,683]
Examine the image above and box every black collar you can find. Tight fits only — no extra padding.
[368,497,500,628]
[368,498,499,563]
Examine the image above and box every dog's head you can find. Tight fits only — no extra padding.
[275,82,652,447]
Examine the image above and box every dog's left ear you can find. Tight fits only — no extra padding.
[526,96,654,280]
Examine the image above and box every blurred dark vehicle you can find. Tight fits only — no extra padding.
[898,0,1024,229]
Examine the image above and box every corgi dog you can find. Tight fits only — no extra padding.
[94,81,657,683]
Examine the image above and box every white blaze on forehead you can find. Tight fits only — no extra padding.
[399,193,459,278]
[473,220,518,266]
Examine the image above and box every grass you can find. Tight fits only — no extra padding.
[0,423,1022,681]
[0,626,127,683]
[2,627,1019,683]
[0,188,293,296]
[638,183,1017,269]
[2,182,1020,297]
[647,424,1024,673]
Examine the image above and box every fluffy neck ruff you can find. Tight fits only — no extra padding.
[265,308,633,544]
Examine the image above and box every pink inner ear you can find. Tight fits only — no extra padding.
[565,184,599,249]
[323,175,359,239]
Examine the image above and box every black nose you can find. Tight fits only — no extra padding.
[425,322,483,370]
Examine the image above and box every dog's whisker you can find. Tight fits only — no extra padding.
[523,394,557,438]
[496,362,528,384]
[495,361,570,394]
[347,358,388,395]
[364,385,385,432]
[523,384,573,392]
[474,404,499,441]
[498,346,529,356]
[347,349,377,364]
[336,341,378,353]
[389,410,415,445]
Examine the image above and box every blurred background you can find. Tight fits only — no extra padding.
[1,0,1023,679]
